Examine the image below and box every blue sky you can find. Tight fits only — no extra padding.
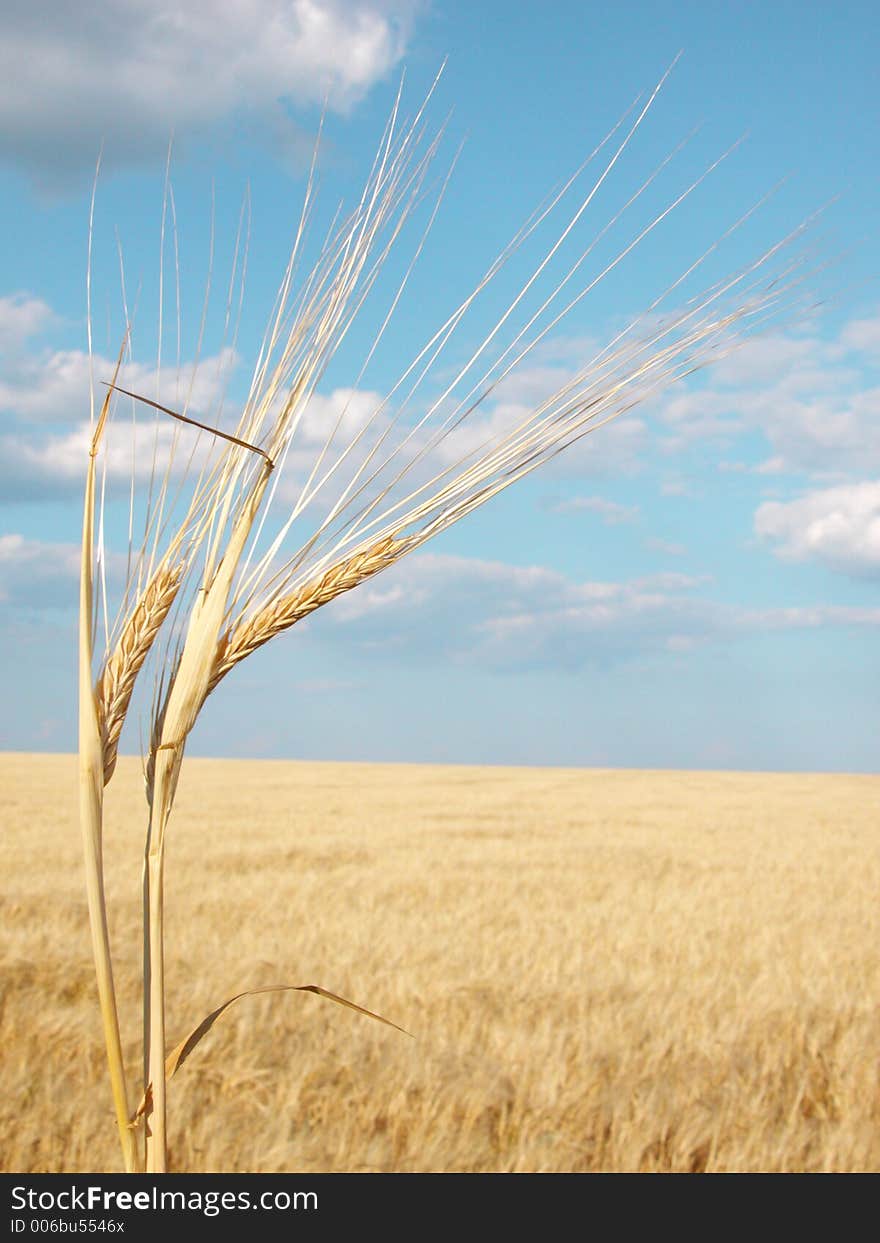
[1,1,878,772]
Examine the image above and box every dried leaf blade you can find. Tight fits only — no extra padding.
[132,982,410,1123]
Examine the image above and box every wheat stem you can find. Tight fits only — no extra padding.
[142,460,275,1170]
[79,63,817,1173]
[78,378,140,1175]
[144,843,167,1172]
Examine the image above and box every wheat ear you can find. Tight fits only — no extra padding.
[97,562,184,784]
[208,535,405,694]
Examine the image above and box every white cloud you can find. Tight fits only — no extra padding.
[632,571,706,591]
[755,457,788,476]
[434,393,648,481]
[657,386,742,446]
[0,336,238,425]
[0,293,54,352]
[645,537,686,557]
[841,312,880,358]
[0,0,417,185]
[299,386,387,446]
[742,603,880,628]
[749,386,880,478]
[305,550,879,671]
[270,372,650,536]
[0,337,241,500]
[710,331,846,387]
[3,532,879,681]
[0,533,81,607]
[425,341,653,481]
[656,318,880,478]
[755,481,880,577]
[659,479,696,497]
[546,495,638,524]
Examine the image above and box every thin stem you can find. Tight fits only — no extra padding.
[77,738,139,1174]
[145,840,167,1172]
[142,460,274,1172]
[79,394,139,1175]
[140,832,152,1172]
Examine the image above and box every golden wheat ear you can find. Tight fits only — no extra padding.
[208,535,404,695]
[97,561,184,784]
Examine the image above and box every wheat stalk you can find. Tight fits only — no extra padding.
[78,339,140,1174]
[78,64,819,1172]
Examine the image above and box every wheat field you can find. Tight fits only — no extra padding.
[2,752,878,1172]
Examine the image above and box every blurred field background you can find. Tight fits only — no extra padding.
[2,752,878,1172]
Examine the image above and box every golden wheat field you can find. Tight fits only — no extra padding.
[2,751,879,1173]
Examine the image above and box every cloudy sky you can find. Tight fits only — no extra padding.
[1,0,878,772]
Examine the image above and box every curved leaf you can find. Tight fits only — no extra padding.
[132,983,410,1124]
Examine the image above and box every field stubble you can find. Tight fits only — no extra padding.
[2,753,878,1172]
